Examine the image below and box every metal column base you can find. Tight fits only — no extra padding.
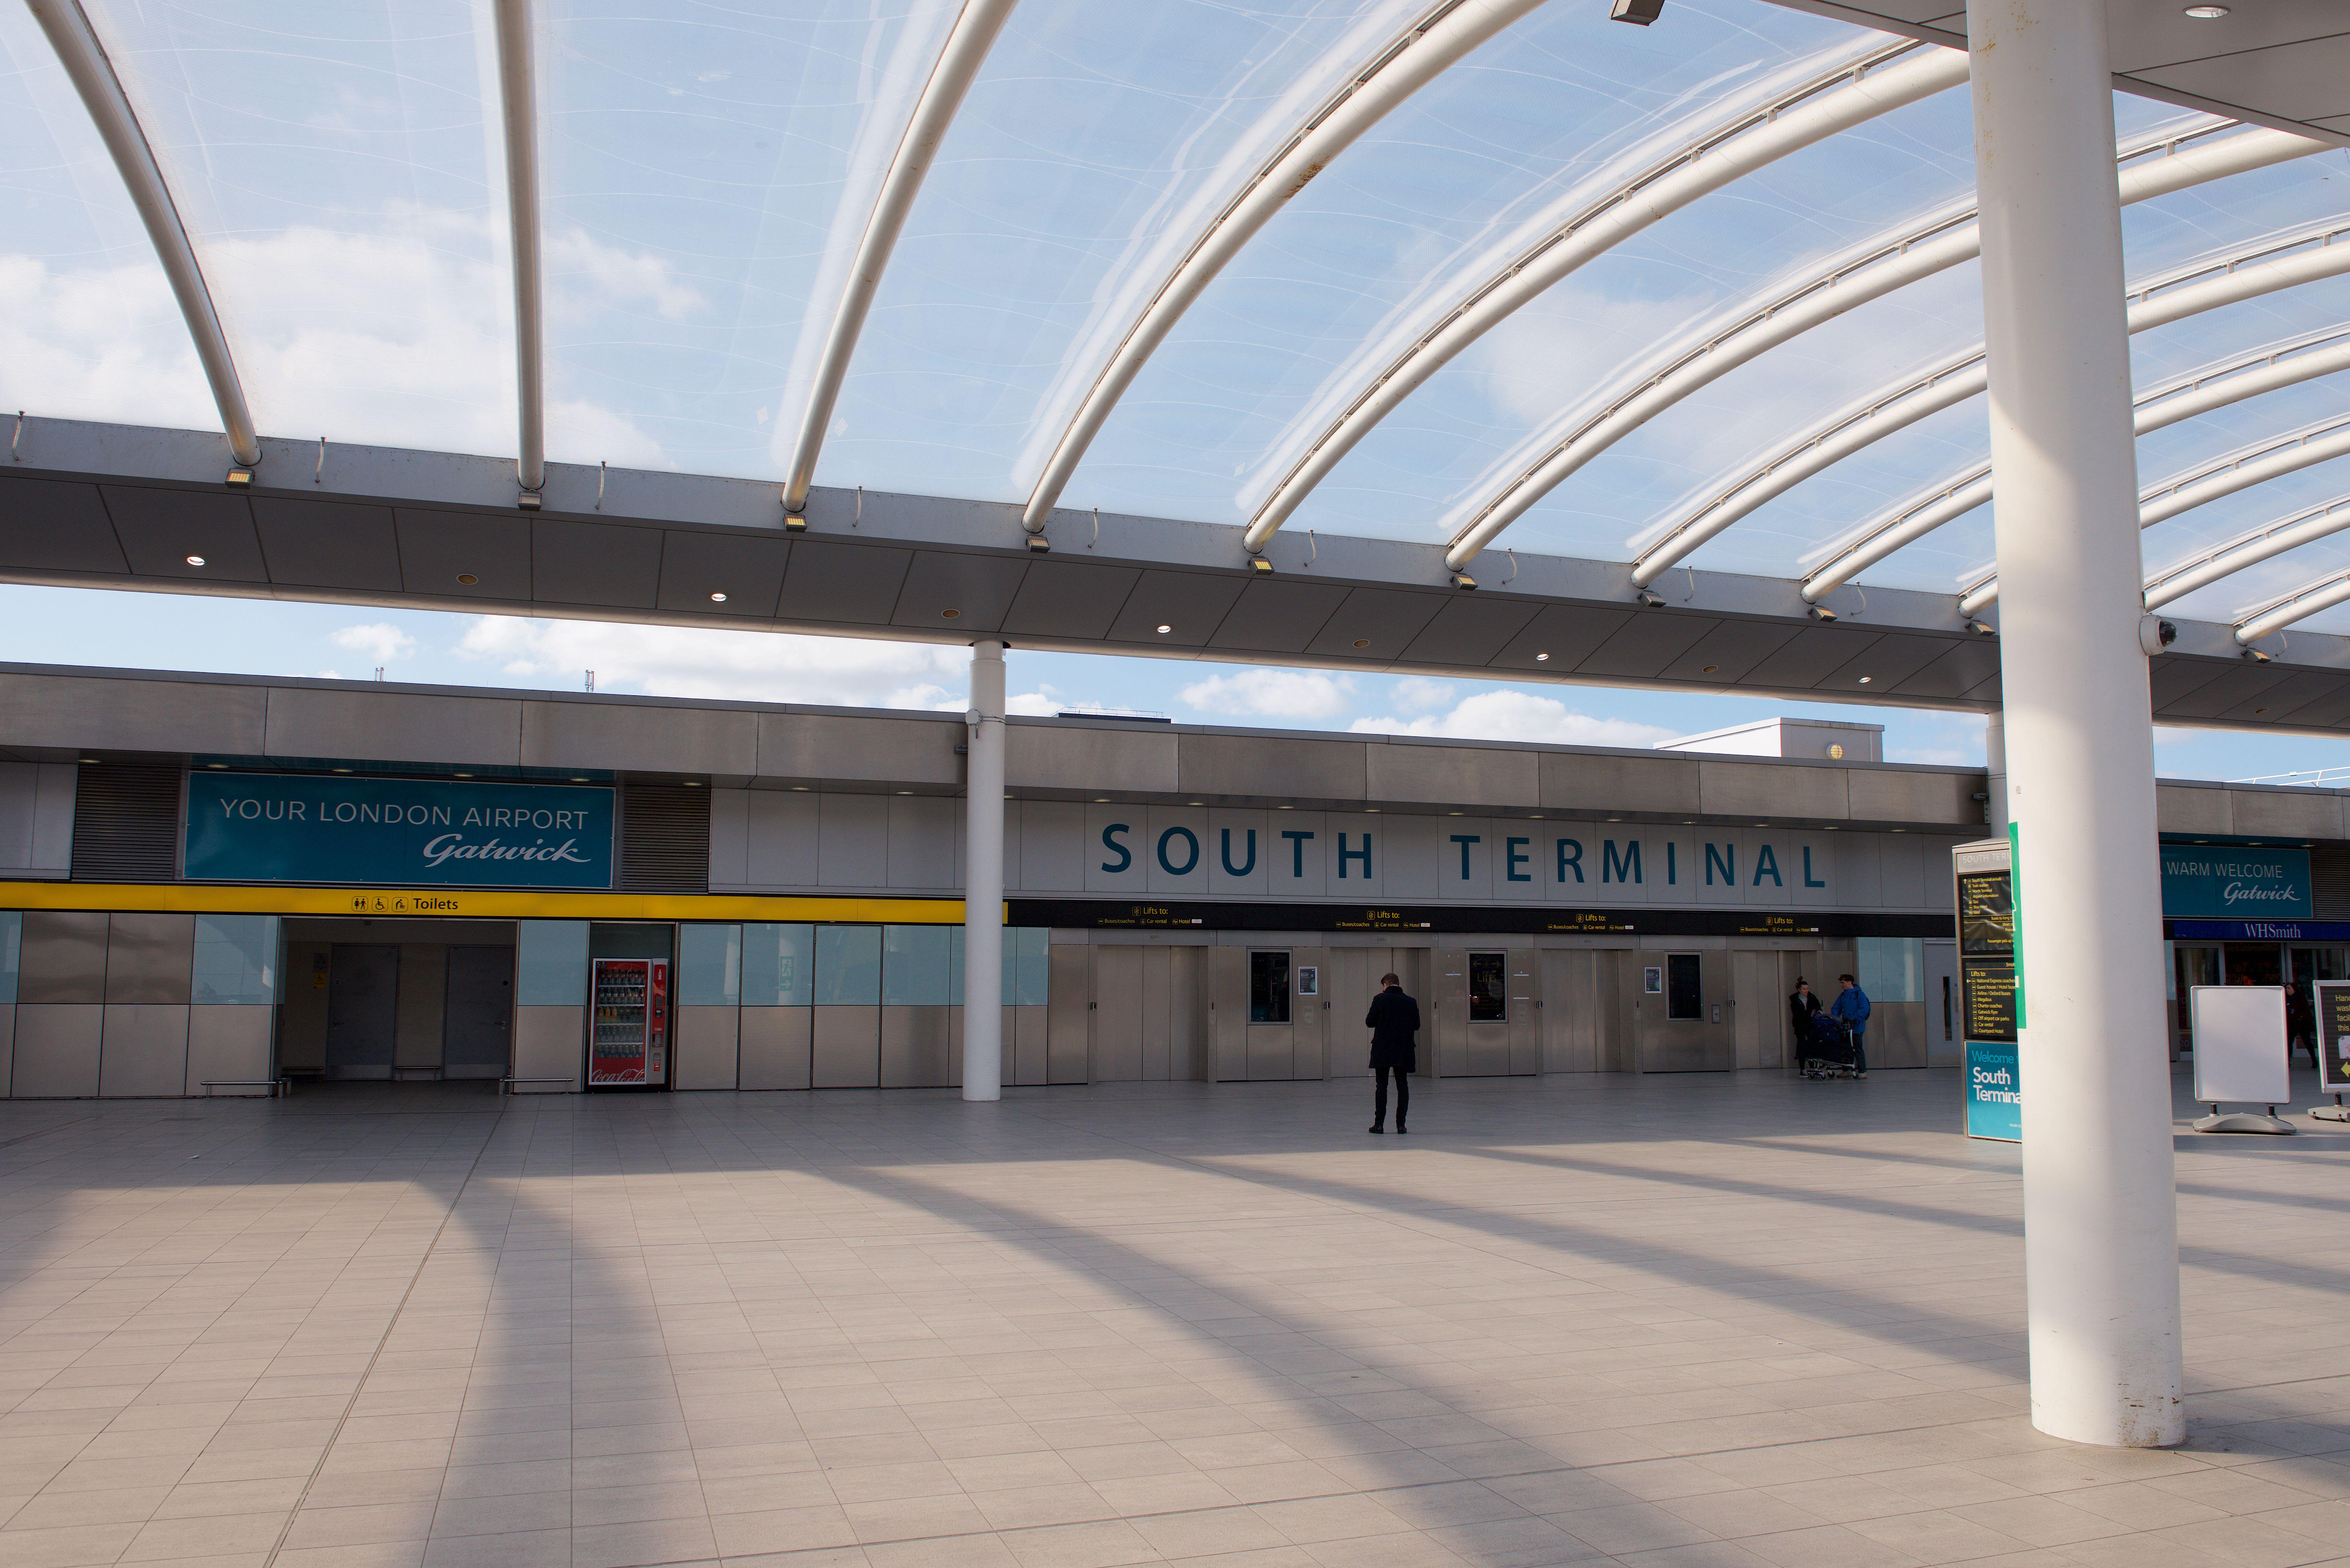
[2192,1111,2296,1135]
[2308,1104,2350,1123]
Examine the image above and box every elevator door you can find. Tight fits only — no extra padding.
[325,944,400,1077]
[444,945,515,1078]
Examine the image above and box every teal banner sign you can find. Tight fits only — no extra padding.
[1965,1039,2021,1142]
[2160,845,2311,919]
[186,773,614,888]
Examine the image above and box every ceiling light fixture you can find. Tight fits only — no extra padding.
[1701,664,1718,674]
[206,762,225,769]
[184,554,206,566]
[1857,675,1873,684]
[1156,624,1172,634]
[2183,4,2228,16]
[1536,652,1550,661]
[1353,639,1371,649]
[710,592,728,603]
[457,573,477,585]
[941,608,960,619]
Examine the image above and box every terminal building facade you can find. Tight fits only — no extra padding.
[0,662,2341,1097]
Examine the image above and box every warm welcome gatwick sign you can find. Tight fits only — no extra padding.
[2158,844,2312,919]
[184,773,615,889]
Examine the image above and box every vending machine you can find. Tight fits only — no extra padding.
[589,958,668,1086]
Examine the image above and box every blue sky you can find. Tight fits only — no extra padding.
[8,581,2346,787]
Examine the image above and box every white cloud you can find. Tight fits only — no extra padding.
[0,211,691,467]
[1351,689,1675,748]
[1179,669,1356,720]
[1389,676,1456,714]
[331,623,415,663]
[454,616,969,707]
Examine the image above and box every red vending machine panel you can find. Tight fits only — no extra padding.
[590,958,669,1086]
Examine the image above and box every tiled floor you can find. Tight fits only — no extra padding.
[4,1067,2350,1568]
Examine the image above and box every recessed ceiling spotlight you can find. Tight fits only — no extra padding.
[455,772,471,778]
[206,762,226,769]
[1093,797,1109,803]
[790,784,810,791]
[683,780,702,787]
[710,592,728,603]
[457,573,478,585]
[570,776,588,782]
[1857,675,1873,684]
[1187,801,1203,806]
[184,553,208,566]
[333,767,353,773]
[1701,664,1718,674]
[1353,639,1371,649]
[1535,652,1550,661]
[941,608,960,619]
[896,790,912,795]
[1157,624,1172,634]
[2183,4,2228,16]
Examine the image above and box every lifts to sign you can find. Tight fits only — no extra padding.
[185,773,616,889]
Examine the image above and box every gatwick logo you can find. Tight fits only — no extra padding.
[420,833,591,868]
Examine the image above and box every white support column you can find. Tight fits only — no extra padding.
[962,640,1006,1101]
[1969,0,2183,1446]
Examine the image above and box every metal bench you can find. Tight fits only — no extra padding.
[200,1078,290,1098]
[499,1077,577,1095]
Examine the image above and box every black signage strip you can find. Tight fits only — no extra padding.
[1008,899,1953,938]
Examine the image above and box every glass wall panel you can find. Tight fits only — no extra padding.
[743,924,813,1007]
[884,925,951,1007]
[0,910,18,1004]
[517,920,590,1006]
[1857,937,1923,1003]
[1014,927,1052,1007]
[815,925,881,1006]
[678,924,741,1006]
[191,915,278,1005]
[1249,951,1289,1023]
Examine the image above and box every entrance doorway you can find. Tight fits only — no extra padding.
[324,944,399,1078]
[282,919,519,1081]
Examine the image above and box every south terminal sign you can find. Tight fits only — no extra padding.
[185,773,615,889]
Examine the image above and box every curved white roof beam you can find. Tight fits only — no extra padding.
[493,0,545,494]
[1020,0,1556,534]
[2144,489,2350,611]
[1449,122,2323,574]
[1242,39,1966,555]
[26,0,260,469]
[1958,411,2350,617]
[1799,220,2350,603]
[2239,569,2350,645]
[781,0,1019,516]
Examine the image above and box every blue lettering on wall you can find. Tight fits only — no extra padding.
[1803,846,1826,888]
[1100,822,1132,874]
[1220,828,1256,877]
[1603,840,1641,885]
[1282,829,1315,878]
[1337,833,1371,879]
[1668,842,1677,885]
[1451,834,1481,879]
[1753,844,1782,887]
[1557,838,1584,883]
[1505,837,1531,882]
[1706,843,1735,886]
[1156,826,1198,876]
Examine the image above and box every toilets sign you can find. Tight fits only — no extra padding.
[185,773,614,889]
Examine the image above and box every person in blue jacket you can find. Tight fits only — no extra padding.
[1830,972,1872,1078]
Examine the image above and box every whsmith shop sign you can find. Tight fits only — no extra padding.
[185,773,615,889]
[2158,844,2311,919]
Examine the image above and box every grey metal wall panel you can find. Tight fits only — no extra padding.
[1541,751,1699,815]
[1576,614,1714,678]
[532,518,663,609]
[758,712,958,784]
[738,1007,811,1090]
[393,943,447,1069]
[99,1003,187,1096]
[1493,604,1636,672]
[889,552,1030,632]
[0,475,129,573]
[1701,761,1846,821]
[1176,733,1365,801]
[0,1003,10,1097]
[887,798,957,891]
[1014,1003,1049,1086]
[0,764,39,872]
[1365,742,1538,809]
[265,687,524,768]
[1104,570,1248,647]
[708,788,750,885]
[1303,590,1445,662]
[12,1004,100,1096]
[1048,946,1091,1084]
[0,672,266,756]
[1000,560,1141,640]
[1017,802,1084,892]
[812,1006,879,1088]
[525,701,756,778]
[186,1005,274,1095]
[442,946,513,1076]
[880,1005,951,1087]
[1399,596,1540,667]
[745,789,821,886]
[395,509,531,600]
[250,497,404,591]
[31,763,75,874]
[511,1006,582,1090]
[107,914,193,1004]
[817,795,888,888]
[1205,580,1348,653]
[101,485,267,582]
[673,1005,739,1090]
[1006,726,1177,795]
[655,529,789,619]
[19,912,109,1004]
[776,539,912,625]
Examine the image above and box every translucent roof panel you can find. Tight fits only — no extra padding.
[537,0,959,476]
[0,4,198,431]
[814,0,1430,504]
[81,0,506,456]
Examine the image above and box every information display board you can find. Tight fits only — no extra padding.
[1965,1040,2022,1141]
[2190,985,2288,1106]
[1953,842,2021,1142]
[2320,981,2350,1096]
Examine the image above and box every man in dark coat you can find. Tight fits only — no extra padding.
[1788,978,1820,1060]
[1365,972,1420,1134]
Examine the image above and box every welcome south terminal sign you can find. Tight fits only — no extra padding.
[185,773,614,889]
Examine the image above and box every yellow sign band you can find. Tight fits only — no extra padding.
[0,881,980,923]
